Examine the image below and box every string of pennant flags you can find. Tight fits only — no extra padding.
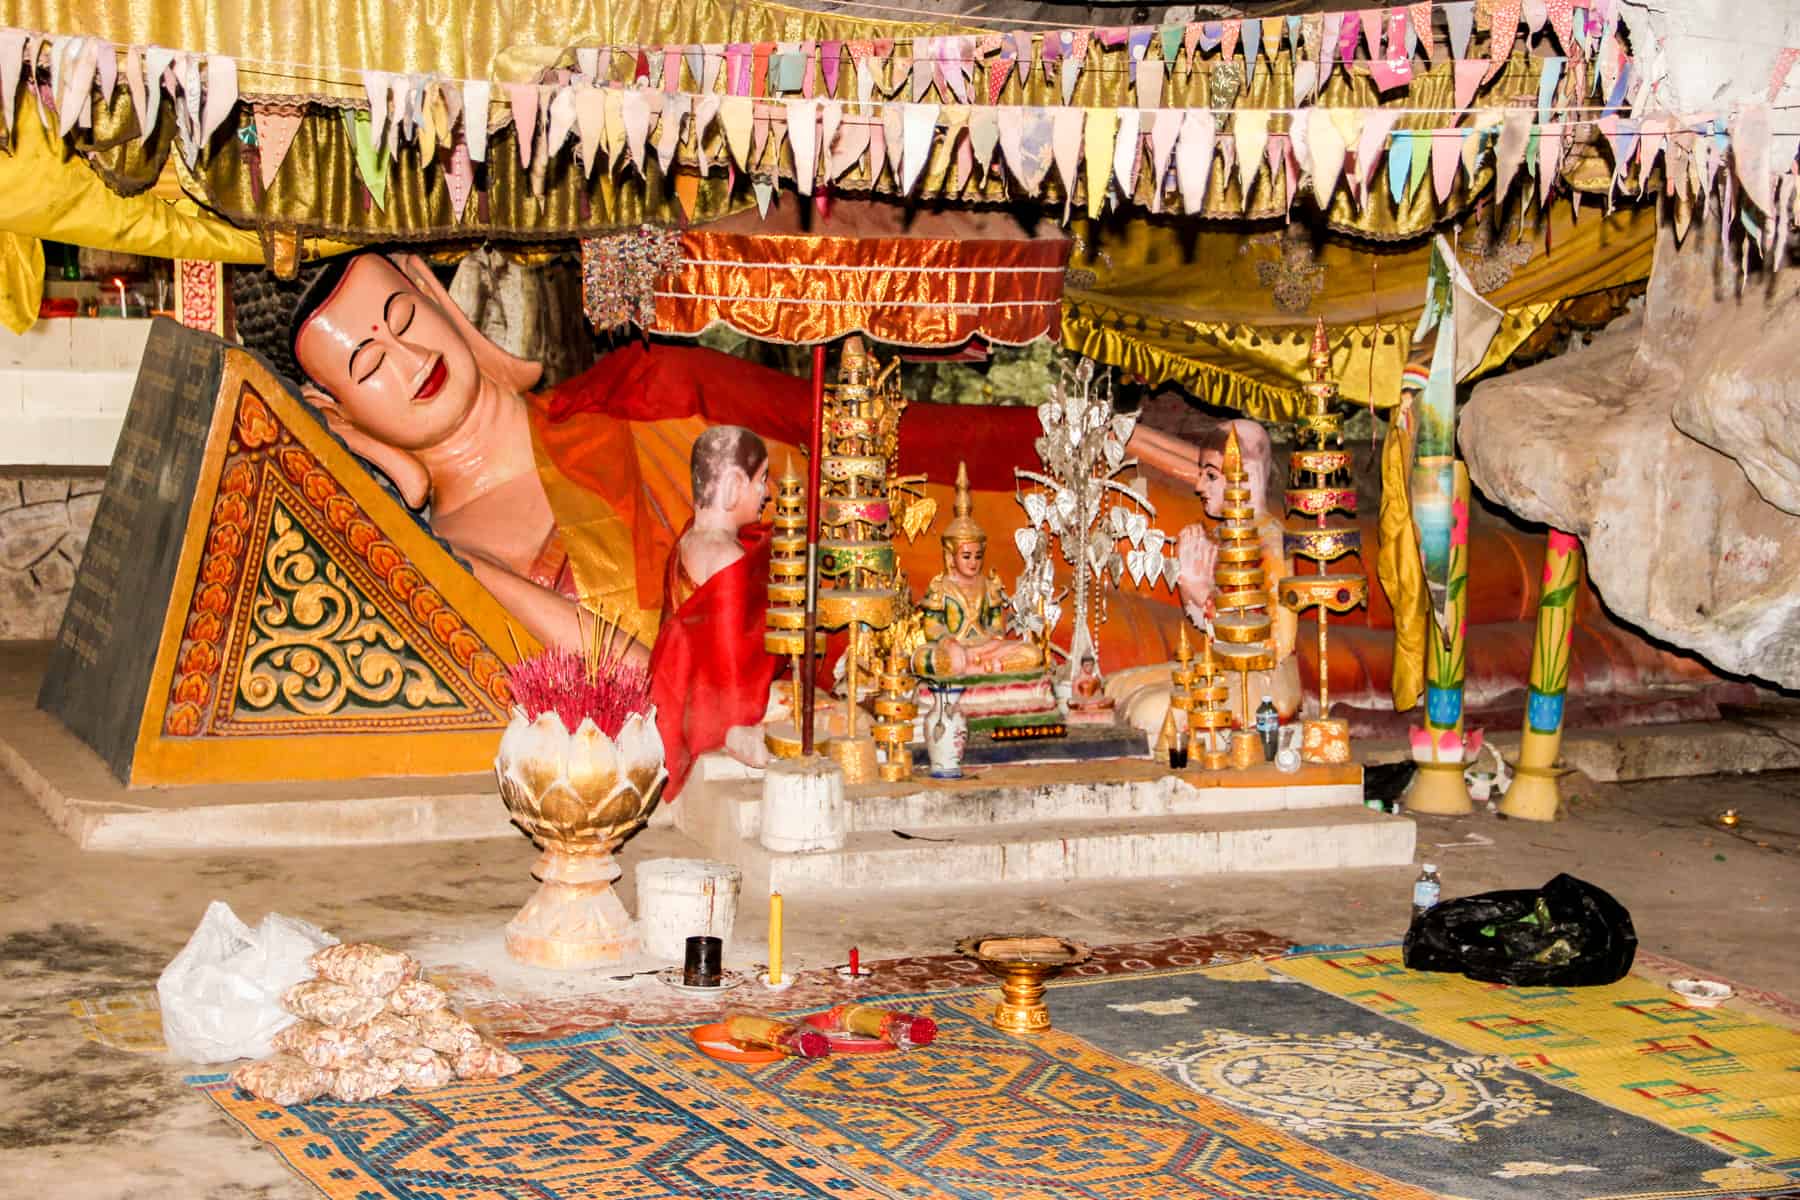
[2,3,1798,254]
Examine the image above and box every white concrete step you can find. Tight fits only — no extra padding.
[753,805,1415,892]
[681,753,1365,846]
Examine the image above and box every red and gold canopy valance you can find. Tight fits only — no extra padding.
[647,201,1068,347]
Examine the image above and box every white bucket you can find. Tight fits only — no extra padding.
[634,858,743,961]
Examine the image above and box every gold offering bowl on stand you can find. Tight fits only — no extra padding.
[955,933,1093,1034]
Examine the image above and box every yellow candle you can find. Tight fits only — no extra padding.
[768,891,784,985]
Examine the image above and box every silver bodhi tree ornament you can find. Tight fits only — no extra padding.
[1011,356,1179,674]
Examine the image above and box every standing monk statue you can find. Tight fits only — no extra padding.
[647,426,783,799]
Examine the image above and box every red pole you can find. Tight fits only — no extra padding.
[800,344,826,756]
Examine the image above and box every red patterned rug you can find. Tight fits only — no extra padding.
[441,929,1292,1041]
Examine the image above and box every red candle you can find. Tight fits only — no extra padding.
[849,947,860,976]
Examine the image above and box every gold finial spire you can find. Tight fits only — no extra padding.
[940,461,985,548]
[1309,317,1331,377]
[1177,624,1191,665]
[1223,427,1243,482]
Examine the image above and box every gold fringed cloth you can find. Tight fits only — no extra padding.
[1062,202,1657,421]
[649,203,1068,347]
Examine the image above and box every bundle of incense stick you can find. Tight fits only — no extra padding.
[503,604,650,737]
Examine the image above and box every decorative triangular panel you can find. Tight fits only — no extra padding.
[41,320,531,787]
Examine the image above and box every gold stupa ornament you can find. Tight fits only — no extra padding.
[1278,319,1369,764]
[1211,428,1277,737]
[1171,625,1232,771]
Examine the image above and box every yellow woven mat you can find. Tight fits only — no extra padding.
[1274,946,1800,1170]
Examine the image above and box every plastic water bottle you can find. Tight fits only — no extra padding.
[1255,696,1279,761]
[1411,864,1442,923]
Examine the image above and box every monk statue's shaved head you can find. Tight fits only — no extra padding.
[691,425,769,510]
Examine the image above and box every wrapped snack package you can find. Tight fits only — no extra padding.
[386,1044,455,1091]
[283,980,387,1029]
[452,1039,524,1080]
[328,1057,403,1102]
[386,979,449,1016]
[309,943,421,996]
[272,1020,369,1069]
[723,1010,831,1058]
[231,1055,330,1105]
[414,1008,484,1057]
[822,1003,938,1048]
[358,1012,420,1059]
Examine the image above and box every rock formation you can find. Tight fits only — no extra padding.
[1461,220,1800,688]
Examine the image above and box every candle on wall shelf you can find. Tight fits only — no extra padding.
[767,891,785,987]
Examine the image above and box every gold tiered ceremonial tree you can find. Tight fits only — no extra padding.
[1278,320,1369,763]
[765,463,814,725]
[1211,428,1276,763]
[871,643,919,782]
[1170,626,1232,770]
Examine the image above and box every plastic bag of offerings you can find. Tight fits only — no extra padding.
[157,902,338,1064]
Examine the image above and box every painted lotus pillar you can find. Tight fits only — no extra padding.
[1501,530,1582,821]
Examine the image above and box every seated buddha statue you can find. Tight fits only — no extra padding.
[915,464,1044,679]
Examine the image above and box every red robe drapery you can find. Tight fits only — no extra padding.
[647,522,781,802]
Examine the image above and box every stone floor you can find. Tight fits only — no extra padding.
[0,761,1795,1199]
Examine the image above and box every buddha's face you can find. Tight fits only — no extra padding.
[1196,450,1227,519]
[294,255,481,452]
[949,539,985,580]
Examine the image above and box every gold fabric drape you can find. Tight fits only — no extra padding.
[1063,202,1656,420]
[657,203,1068,346]
[1377,391,1429,711]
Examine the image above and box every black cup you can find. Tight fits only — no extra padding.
[683,935,723,987]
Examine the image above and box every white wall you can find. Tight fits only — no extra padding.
[0,319,152,467]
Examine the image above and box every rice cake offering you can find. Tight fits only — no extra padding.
[386,979,449,1016]
[413,1008,484,1057]
[230,1055,330,1105]
[386,1044,455,1091]
[327,1057,403,1102]
[283,980,387,1029]
[453,1039,524,1080]
[271,1020,368,1069]
[309,943,421,996]
[358,1012,421,1059]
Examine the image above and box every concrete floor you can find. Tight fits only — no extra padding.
[0,763,1795,1199]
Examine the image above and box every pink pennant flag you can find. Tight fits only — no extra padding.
[821,41,842,96]
[1176,109,1214,212]
[1546,0,1575,54]
[1730,102,1773,217]
[504,83,537,168]
[1453,59,1487,109]
[1220,19,1241,61]
[1268,132,1295,206]
[692,94,721,173]
[547,85,578,157]
[1432,128,1464,201]
[1485,0,1521,83]
[120,43,145,139]
[1769,47,1800,103]
[445,134,474,220]
[1320,13,1343,78]
[1360,8,1384,60]
[827,102,870,180]
[1182,23,1202,74]
[251,106,301,187]
[1355,110,1399,199]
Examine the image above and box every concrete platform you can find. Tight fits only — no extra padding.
[675,753,1415,892]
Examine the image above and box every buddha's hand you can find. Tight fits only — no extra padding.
[1176,524,1217,589]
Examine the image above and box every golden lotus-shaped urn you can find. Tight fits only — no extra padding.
[955,933,1092,1035]
[494,706,667,969]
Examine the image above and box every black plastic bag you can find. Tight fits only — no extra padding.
[1403,873,1637,987]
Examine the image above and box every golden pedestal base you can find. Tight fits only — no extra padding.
[1404,759,1474,815]
[955,934,1092,1035]
[504,849,638,969]
[826,735,879,785]
[1497,764,1562,821]
[1300,718,1351,764]
[1228,732,1262,769]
